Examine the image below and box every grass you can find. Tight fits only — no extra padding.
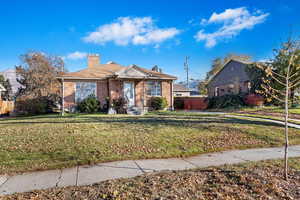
[4,157,300,200]
[0,112,300,175]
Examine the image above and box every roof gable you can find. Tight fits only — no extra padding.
[115,65,148,78]
[208,59,251,87]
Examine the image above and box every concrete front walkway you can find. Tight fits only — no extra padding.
[1,145,300,196]
[225,114,300,129]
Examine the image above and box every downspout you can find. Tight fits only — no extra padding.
[107,78,110,106]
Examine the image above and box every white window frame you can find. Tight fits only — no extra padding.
[75,82,97,103]
[147,81,162,96]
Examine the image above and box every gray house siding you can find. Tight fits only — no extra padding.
[207,60,251,97]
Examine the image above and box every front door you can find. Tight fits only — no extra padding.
[123,82,135,107]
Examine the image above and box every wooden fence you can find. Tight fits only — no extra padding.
[0,100,14,115]
[174,96,208,110]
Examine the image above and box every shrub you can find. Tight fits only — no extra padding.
[208,94,245,109]
[112,97,127,114]
[150,97,168,110]
[15,96,55,115]
[77,95,101,113]
[100,97,110,113]
[244,94,264,107]
[174,98,184,109]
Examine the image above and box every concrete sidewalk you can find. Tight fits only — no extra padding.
[1,145,300,196]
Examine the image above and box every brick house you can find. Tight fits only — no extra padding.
[207,59,251,97]
[58,54,177,113]
[0,84,6,100]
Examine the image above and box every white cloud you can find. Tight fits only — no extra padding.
[83,17,180,46]
[195,7,269,48]
[65,51,87,60]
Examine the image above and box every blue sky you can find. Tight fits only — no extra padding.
[0,0,299,81]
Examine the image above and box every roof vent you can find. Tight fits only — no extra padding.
[106,61,116,64]
[152,65,159,72]
[152,65,162,73]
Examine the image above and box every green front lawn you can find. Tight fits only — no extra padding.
[0,112,299,175]
[5,158,300,200]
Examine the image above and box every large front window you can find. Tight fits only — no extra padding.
[147,81,161,96]
[75,82,96,102]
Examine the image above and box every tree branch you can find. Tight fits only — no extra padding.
[272,70,287,79]
[289,70,300,79]
[269,74,287,86]
[289,76,300,85]
[263,89,285,103]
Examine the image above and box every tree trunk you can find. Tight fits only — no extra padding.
[284,75,289,180]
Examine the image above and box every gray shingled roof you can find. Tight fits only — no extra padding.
[173,84,191,92]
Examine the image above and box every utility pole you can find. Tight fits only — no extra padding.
[61,64,65,116]
[184,56,189,89]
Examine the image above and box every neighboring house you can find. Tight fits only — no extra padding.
[0,68,21,95]
[0,83,6,100]
[173,84,191,96]
[207,59,251,97]
[58,54,177,113]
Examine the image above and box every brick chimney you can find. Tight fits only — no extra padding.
[87,54,100,68]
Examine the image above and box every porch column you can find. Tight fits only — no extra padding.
[171,80,174,111]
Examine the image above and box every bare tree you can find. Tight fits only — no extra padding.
[255,38,300,180]
[16,51,64,98]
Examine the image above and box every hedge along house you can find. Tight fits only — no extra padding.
[207,59,252,97]
[58,54,177,113]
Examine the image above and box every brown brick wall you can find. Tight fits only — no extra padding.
[63,80,75,110]
[109,79,122,103]
[161,80,172,107]
[135,80,145,107]
[97,80,109,105]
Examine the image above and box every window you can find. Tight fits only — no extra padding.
[75,82,96,102]
[147,81,161,96]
